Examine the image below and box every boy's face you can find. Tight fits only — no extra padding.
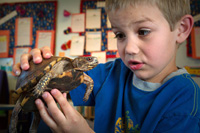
[108,4,179,83]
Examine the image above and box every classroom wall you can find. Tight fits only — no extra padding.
[0,0,200,90]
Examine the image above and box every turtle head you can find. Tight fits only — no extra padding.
[72,56,98,71]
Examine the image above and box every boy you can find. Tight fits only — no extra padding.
[13,0,200,132]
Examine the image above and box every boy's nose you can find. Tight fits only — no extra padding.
[125,39,140,55]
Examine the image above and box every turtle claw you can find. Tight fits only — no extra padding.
[32,88,43,98]
[83,97,88,102]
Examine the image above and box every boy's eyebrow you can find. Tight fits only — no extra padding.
[111,17,154,29]
[132,17,154,25]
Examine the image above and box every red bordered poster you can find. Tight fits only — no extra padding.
[15,17,33,46]
[0,30,9,58]
[35,30,55,54]
[13,47,31,65]
[191,27,200,59]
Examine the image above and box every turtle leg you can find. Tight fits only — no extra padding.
[32,72,52,98]
[32,60,69,98]
[82,73,94,101]
[29,112,41,133]
[9,99,22,133]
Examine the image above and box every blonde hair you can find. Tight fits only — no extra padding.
[105,0,191,31]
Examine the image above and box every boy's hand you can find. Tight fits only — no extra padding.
[35,89,94,133]
[12,46,52,76]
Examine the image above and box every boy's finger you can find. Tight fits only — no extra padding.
[12,63,21,76]
[20,53,32,70]
[41,91,67,125]
[30,48,43,64]
[41,46,53,58]
[50,89,73,116]
[35,98,57,129]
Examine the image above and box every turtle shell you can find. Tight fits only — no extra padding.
[13,56,72,102]
[13,56,98,112]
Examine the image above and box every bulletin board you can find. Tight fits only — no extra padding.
[0,1,57,57]
[187,0,200,59]
[80,0,117,58]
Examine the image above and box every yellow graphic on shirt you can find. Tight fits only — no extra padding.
[115,111,140,133]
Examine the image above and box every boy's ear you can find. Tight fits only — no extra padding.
[176,15,194,44]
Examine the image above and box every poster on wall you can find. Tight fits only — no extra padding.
[0,1,57,57]
[107,31,117,51]
[191,27,200,59]
[91,51,106,63]
[86,9,101,29]
[13,47,31,64]
[85,31,102,52]
[15,17,33,46]
[0,30,9,58]
[35,30,55,54]
[71,13,85,33]
[70,36,85,56]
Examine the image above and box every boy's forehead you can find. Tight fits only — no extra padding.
[106,0,155,12]
[107,5,167,28]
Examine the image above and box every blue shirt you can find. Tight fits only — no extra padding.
[70,58,200,133]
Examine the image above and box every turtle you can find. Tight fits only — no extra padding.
[9,56,98,133]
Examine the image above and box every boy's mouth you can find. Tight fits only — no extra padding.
[128,60,144,70]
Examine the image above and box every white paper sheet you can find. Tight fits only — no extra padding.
[91,51,106,63]
[86,31,101,52]
[107,31,117,51]
[194,27,200,57]
[86,9,101,29]
[107,16,111,28]
[14,48,30,64]
[0,10,17,25]
[0,36,7,53]
[37,32,52,48]
[16,18,32,46]
[71,13,85,33]
[97,1,105,8]
[70,36,85,56]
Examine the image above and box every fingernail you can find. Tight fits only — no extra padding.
[34,56,42,63]
[15,70,20,76]
[51,89,57,95]
[22,63,29,69]
[42,92,48,98]
[35,99,41,105]
[45,53,52,58]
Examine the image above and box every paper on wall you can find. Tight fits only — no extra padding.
[71,13,85,33]
[194,27,200,57]
[0,10,17,25]
[13,48,30,64]
[15,17,32,46]
[0,36,7,53]
[107,16,111,28]
[91,51,106,63]
[86,31,101,52]
[37,32,52,48]
[70,36,85,56]
[107,31,117,51]
[97,1,105,8]
[86,9,101,29]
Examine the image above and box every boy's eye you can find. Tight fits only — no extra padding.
[114,32,126,40]
[138,29,151,36]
